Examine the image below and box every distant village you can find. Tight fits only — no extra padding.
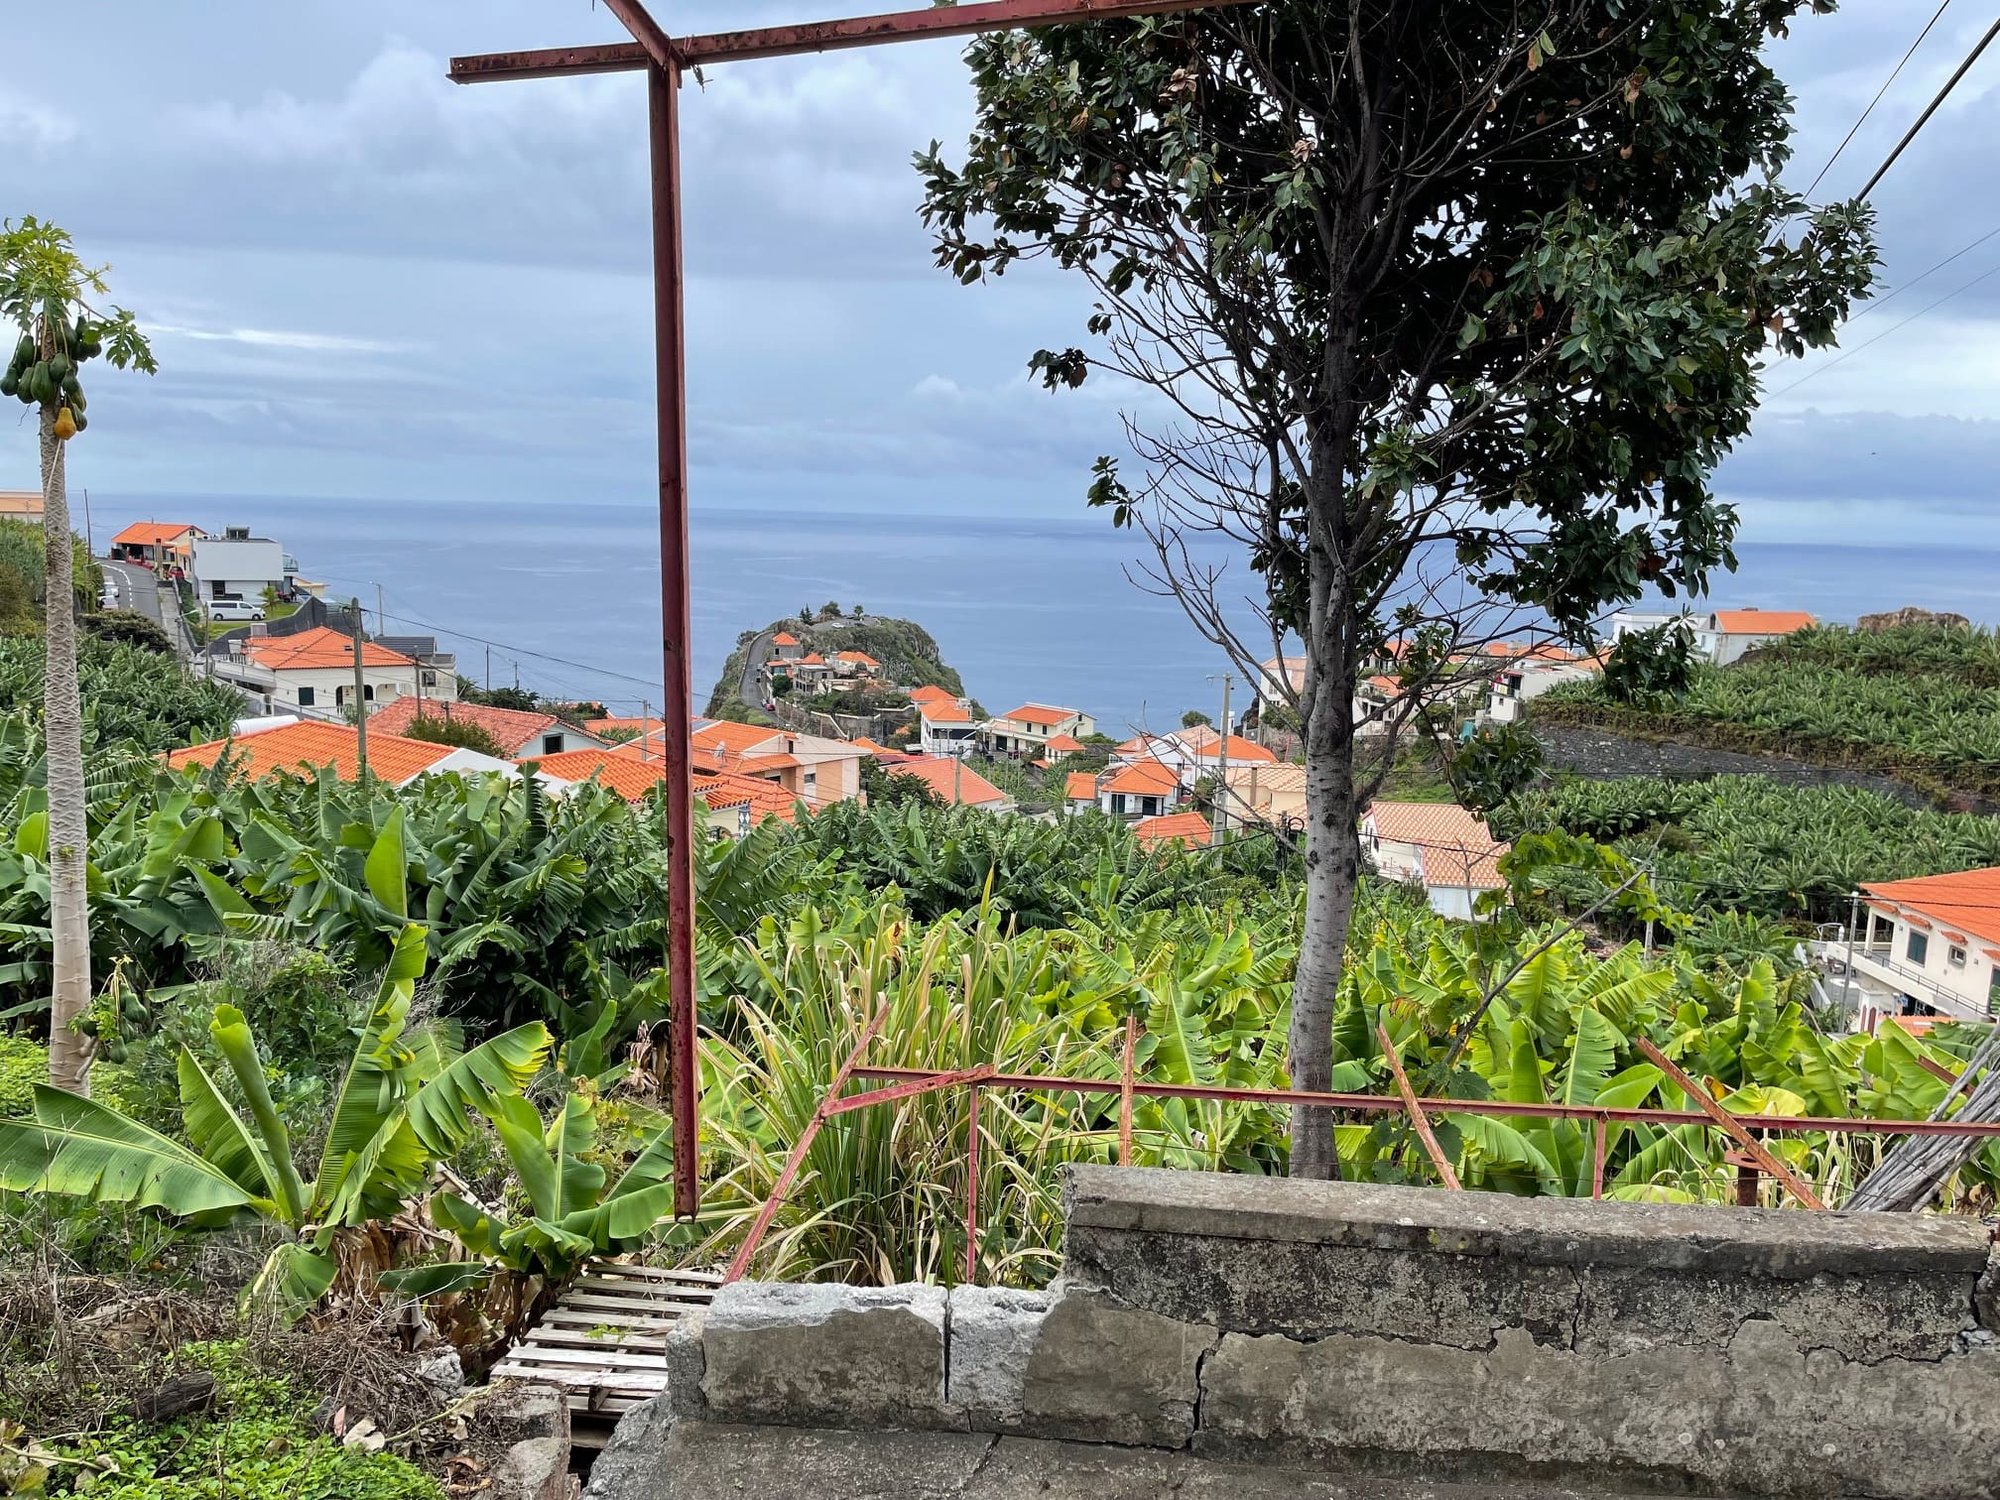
[89,511,1841,930]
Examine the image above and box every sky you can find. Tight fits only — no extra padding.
[4,1,2000,547]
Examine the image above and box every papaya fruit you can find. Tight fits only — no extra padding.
[0,373,14,399]
[73,412,87,432]
[54,407,77,441]
[47,353,71,380]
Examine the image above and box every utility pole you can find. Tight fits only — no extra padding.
[375,582,386,636]
[81,487,93,558]
[1209,673,1234,845]
[641,698,651,762]
[350,598,370,787]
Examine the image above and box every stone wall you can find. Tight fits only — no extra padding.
[593,1168,2000,1500]
[1531,722,1999,813]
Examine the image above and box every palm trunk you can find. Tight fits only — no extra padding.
[1288,657,1360,1179]
[40,402,92,1096]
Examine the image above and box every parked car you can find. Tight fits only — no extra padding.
[205,598,265,622]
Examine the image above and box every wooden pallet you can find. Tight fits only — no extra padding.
[491,1262,721,1443]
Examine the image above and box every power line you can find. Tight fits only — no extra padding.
[1856,17,2000,201]
[1803,0,1954,197]
[1772,255,2000,398]
[1848,220,2000,324]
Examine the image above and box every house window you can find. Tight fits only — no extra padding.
[1907,931,1929,965]
[541,734,563,755]
[1949,945,1968,968]
[803,769,818,799]
[297,687,315,707]
[1111,793,1127,815]
[1142,796,1160,817]
[363,684,375,702]
[1871,914,1894,945]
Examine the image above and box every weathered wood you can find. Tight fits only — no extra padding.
[131,1371,218,1423]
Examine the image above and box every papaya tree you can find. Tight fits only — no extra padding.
[919,2,1878,1176]
[0,218,156,1095]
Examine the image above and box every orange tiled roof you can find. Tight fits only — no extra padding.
[921,701,972,725]
[1065,771,1099,801]
[1366,801,1510,891]
[242,627,414,672]
[165,720,456,786]
[850,736,891,756]
[1113,734,1155,758]
[1712,610,1816,636]
[835,651,879,667]
[529,748,668,801]
[1134,811,1215,848]
[909,684,957,706]
[1043,733,1086,754]
[797,652,827,665]
[697,769,800,822]
[886,756,1009,807]
[112,521,200,547]
[372,696,560,755]
[695,720,780,756]
[1176,727,1278,764]
[771,631,799,646]
[1002,704,1077,728]
[585,716,664,736]
[1862,867,2000,950]
[1103,759,1179,797]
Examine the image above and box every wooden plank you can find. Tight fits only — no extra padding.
[499,1344,674,1373]
[592,1263,724,1284]
[570,1276,713,1299]
[523,1327,669,1351]
[551,1291,705,1315]
[1635,1037,1826,1210]
[537,1307,683,1329]
[493,1369,668,1394]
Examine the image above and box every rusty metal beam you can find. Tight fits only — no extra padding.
[648,60,702,1224]
[1118,1013,1138,1167]
[1635,1038,1826,1210]
[849,1065,2000,1137]
[1378,1022,1460,1190]
[600,0,681,70]
[963,1084,983,1285]
[820,1063,996,1116]
[451,0,1253,83]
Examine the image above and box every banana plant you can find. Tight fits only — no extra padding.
[0,923,551,1314]
[386,1088,678,1294]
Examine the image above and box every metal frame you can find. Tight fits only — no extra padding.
[720,1010,2000,1283]
[452,0,1254,1220]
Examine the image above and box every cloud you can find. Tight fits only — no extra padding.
[0,87,76,152]
[153,323,410,354]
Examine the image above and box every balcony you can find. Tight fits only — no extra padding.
[1845,942,1994,1024]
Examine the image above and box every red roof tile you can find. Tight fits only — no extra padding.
[921,701,972,725]
[1103,759,1179,797]
[1065,771,1099,801]
[165,720,456,786]
[243,627,414,672]
[1043,733,1086,754]
[111,521,200,547]
[1366,801,1510,891]
[909,685,957,706]
[1712,609,1816,636]
[371,696,563,755]
[886,756,1009,807]
[1862,867,2000,950]
[1001,704,1078,728]
[771,631,799,646]
[1134,811,1215,848]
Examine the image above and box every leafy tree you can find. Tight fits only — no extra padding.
[1450,723,1545,814]
[467,685,538,713]
[402,712,506,757]
[862,755,945,810]
[1,217,156,1096]
[1180,709,1212,729]
[919,3,1875,1176]
[821,601,844,620]
[1602,618,1698,704]
[84,609,174,657]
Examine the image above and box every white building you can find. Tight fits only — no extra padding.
[190,526,293,604]
[981,703,1098,758]
[1835,868,2000,1029]
[1605,608,1815,666]
[1484,645,1603,723]
[918,699,978,758]
[1362,800,1510,920]
[219,626,420,717]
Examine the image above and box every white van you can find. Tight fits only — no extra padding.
[205,598,265,622]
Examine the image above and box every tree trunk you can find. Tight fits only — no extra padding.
[40,402,92,1097]
[1288,657,1361,1179]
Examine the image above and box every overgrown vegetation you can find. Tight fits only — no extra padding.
[0,637,239,752]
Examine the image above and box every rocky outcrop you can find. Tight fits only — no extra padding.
[1857,607,1972,632]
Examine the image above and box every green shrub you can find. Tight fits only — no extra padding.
[400,713,505,757]
[48,1340,442,1500]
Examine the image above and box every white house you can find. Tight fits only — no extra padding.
[981,703,1097,758]
[1696,609,1817,665]
[1363,800,1510,920]
[190,526,292,603]
[918,698,979,758]
[226,626,420,716]
[1484,645,1603,723]
[1097,758,1180,819]
[371,696,603,758]
[165,719,523,789]
[1839,868,2000,1029]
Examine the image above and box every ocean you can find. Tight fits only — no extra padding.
[83,492,1999,737]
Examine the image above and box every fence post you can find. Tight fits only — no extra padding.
[1119,1013,1138,1168]
[963,1084,982,1286]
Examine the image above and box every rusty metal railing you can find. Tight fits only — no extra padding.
[722,1014,2000,1283]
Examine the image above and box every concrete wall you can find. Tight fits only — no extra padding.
[612,1168,2000,1500]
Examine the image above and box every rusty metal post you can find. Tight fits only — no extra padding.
[963,1084,983,1286]
[1377,1022,1461,1190]
[1590,1113,1608,1200]
[1734,1154,1761,1208]
[1118,1012,1137,1167]
[647,58,700,1223]
[1636,1037,1825,1210]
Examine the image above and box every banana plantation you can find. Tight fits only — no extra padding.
[1537,622,2000,800]
[0,620,1994,1490]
